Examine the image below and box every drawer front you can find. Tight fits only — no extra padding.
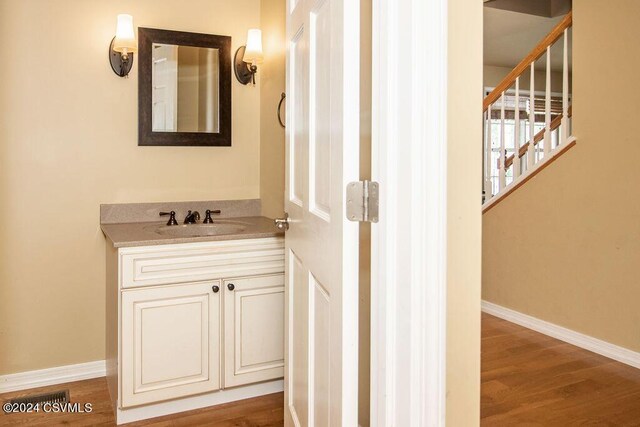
[120,237,284,289]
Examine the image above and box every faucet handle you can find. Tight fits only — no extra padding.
[203,209,221,224]
[159,211,178,226]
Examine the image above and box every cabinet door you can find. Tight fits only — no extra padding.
[121,281,221,407]
[224,274,285,387]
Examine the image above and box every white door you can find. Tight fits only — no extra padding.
[223,274,285,388]
[284,0,360,425]
[121,281,221,407]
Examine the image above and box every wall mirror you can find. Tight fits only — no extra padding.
[138,28,231,146]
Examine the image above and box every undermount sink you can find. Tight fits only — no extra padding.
[145,221,248,237]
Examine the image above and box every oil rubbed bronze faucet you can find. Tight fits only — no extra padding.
[184,210,201,224]
[159,211,179,226]
[203,209,221,223]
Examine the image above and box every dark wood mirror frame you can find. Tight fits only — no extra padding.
[138,27,232,147]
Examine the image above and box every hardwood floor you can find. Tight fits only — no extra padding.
[482,313,640,426]
[0,379,283,426]
[3,315,640,426]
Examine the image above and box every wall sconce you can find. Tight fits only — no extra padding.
[109,14,137,77]
[234,29,264,85]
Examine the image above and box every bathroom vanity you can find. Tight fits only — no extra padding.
[101,201,284,424]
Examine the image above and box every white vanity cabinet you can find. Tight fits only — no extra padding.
[106,237,285,424]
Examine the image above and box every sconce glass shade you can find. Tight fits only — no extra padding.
[242,29,263,64]
[113,14,137,53]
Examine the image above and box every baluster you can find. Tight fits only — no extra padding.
[544,46,552,155]
[499,92,506,190]
[528,62,535,169]
[514,77,521,179]
[485,107,493,199]
[561,28,569,144]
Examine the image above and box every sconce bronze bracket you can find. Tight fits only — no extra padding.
[234,45,256,85]
[109,37,134,77]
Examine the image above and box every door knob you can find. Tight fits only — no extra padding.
[212,285,219,293]
[227,283,235,291]
[274,213,290,231]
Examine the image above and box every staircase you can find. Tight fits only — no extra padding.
[483,11,575,212]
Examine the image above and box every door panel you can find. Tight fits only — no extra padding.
[121,281,221,408]
[223,275,285,388]
[288,250,308,426]
[308,0,332,221]
[309,274,330,426]
[289,27,307,208]
[139,300,205,385]
[284,0,360,424]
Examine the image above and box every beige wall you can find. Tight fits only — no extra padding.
[483,1,640,353]
[260,0,286,219]
[359,0,372,425]
[447,0,483,424]
[0,0,262,375]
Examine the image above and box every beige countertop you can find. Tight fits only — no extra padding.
[101,216,283,248]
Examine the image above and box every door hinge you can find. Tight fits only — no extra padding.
[346,180,379,223]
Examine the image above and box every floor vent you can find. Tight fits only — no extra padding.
[7,389,69,406]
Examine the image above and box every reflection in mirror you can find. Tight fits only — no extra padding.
[152,44,220,133]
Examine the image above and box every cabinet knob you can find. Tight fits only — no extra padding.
[227,283,235,291]
[212,285,219,293]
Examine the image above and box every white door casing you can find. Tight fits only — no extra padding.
[223,274,285,388]
[284,0,360,425]
[371,0,448,425]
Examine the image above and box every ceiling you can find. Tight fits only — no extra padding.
[484,7,569,71]
[484,0,571,18]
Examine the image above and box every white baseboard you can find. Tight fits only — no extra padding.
[116,380,284,425]
[0,360,106,393]
[482,300,640,370]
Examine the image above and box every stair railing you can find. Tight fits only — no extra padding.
[483,11,575,212]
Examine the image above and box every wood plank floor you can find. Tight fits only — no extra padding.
[0,379,283,426]
[482,313,640,426]
[3,314,640,426]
